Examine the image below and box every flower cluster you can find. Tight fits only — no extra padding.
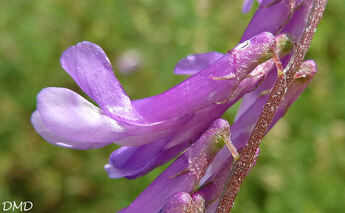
[31,0,322,212]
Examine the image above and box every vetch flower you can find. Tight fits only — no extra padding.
[30,0,325,211]
[32,32,291,175]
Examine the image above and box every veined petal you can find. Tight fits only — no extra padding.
[60,41,142,122]
[173,52,223,75]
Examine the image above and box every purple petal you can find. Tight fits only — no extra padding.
[105,140,188,179]
[106,53,273,179]
[119,119,230,213]
[282,0,314,44]
[201,159,233,213]
[173,52,223,75]
[133,32,276,122]
[241,0,293,41]
[201,60,317,200]
[60,41,142,122]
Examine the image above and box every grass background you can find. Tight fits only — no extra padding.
[0,0,344,212]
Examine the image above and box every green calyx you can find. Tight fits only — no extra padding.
[258,33,293,64]
[275,33,293,56]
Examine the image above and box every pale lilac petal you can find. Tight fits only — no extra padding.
[242,0,255,14]
[173,52,223,75]
[36,87,127,148]
[60,41,142,122]
[31,111,107,149]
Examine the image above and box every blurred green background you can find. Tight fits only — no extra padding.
[0,0,344,212]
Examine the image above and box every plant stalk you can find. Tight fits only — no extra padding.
[216,0,327,212]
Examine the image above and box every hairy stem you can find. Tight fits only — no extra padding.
[216,0,327,212]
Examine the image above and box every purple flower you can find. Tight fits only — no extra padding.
[32,32,283,174]
[30,0,322,211]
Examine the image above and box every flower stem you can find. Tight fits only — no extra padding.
[216,0,327,212]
